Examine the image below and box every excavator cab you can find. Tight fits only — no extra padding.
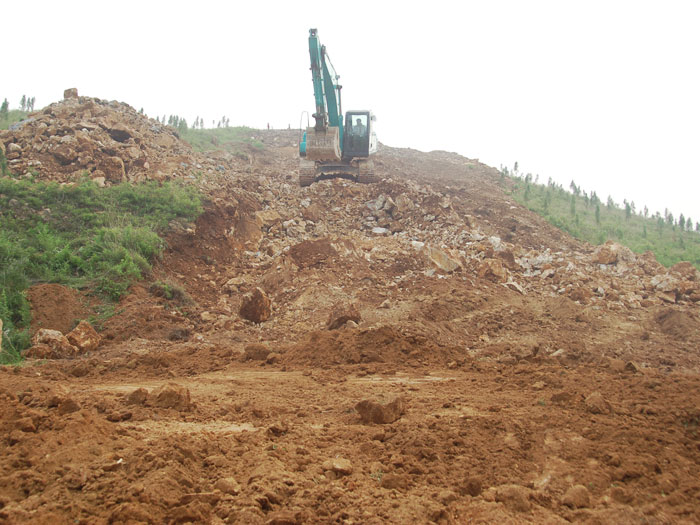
[343,111,377,160]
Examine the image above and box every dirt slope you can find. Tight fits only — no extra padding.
[1,98,699,524]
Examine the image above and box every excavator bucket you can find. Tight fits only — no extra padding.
[305,126,342,162]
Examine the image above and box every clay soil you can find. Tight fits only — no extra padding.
[2,125,700,524]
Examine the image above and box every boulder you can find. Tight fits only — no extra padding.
[322,458,353,476]
[255,209,283,228]
[30,329,78,358]
[478,259,508,283]
[100,156,126,182]
[426,246,461,272]
[243,343,270,361]
[63,88,79,99]
[355,397,406,424]
[327,303,361,330]
[66,320,101,353]
[594,241,635,265]
[495,484,531,512]
[584,391,610,414]
[239,287,271,323]
[151,383,191,411]
[126,388,149,406]
[562,485,591,508]
[669,261,698,281]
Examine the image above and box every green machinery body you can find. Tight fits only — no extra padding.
[299,28,377,186]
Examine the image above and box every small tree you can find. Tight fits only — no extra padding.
[0,98,8,118]
[643,205,648,218]
[20,95,26,111]
[595,204,601,225]
[625,201,632,220]
[570,194,576,216]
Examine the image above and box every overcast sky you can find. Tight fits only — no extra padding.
[4,1,699,222]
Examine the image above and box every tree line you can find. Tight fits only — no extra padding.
[153,114,232,131]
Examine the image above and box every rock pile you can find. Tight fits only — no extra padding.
[0,89,220,184]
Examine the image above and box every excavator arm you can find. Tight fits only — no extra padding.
[305,29,343,161]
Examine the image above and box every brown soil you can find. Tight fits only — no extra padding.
[26,284,91,335]
[2,114,700,523]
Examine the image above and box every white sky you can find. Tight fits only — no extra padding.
[4,0,700,222]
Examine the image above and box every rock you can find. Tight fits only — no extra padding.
[562,485,591,508]
[624,361,641,373]
[327,303,361,330]
[239,287,271,323]
[594,242,619,265]
[504,280,524,294]
[63,88,79,99]
[608,358,626,373]
[255,209,283,228]
[651,273,679,293]
[569,286,593,303]
[244,343,270,361]
[266,352,282,364]
[594,241,635,265]
[100,156,126,182]
[584,391,610,414]
[126,388,149,406]
[58,398,81,415]
[66,320,101,353]
[16,417,36,433]
[151,383,191,410]
[371,227,390,235]
[355,397,406,424]
[478,259,508,283]
[301,203,322,222]
[30,329,78,358]
[495,484,530,512]
[426,246,461,272]
[200,311,217,322]
[669,261,698,281]
[322,458,353,476]
[22,343,54,359]
[380,473,408,490]
[214,477,241,495]
[462,476,483,497]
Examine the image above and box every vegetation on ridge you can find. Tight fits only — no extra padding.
[502,165,700,269]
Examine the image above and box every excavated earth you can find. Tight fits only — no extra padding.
[1,97,700,524]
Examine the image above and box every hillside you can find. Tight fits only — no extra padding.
[1,91,699,523]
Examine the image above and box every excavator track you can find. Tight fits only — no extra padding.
[357,159,378,184]
[299,159,316,187]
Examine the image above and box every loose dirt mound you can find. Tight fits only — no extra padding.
[27,284,90,335]
[654,308,699,339]
[288,238,338,268]
[282,325,463,367]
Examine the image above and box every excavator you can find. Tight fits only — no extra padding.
[299,28,378,187]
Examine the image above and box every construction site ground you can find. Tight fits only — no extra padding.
[1,98,699,524]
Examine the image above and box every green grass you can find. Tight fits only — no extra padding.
[0,166,202,363]
[0,109,29,130]
[503,172,700,269]
[179,126,263,155]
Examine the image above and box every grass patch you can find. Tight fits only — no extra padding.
[180,126,263,156]
[0,172,202,362]
[149,279,192,305]
[503,170,700,270]
[0,109,28,130]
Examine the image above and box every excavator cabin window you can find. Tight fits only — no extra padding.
[349,114,368,137]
